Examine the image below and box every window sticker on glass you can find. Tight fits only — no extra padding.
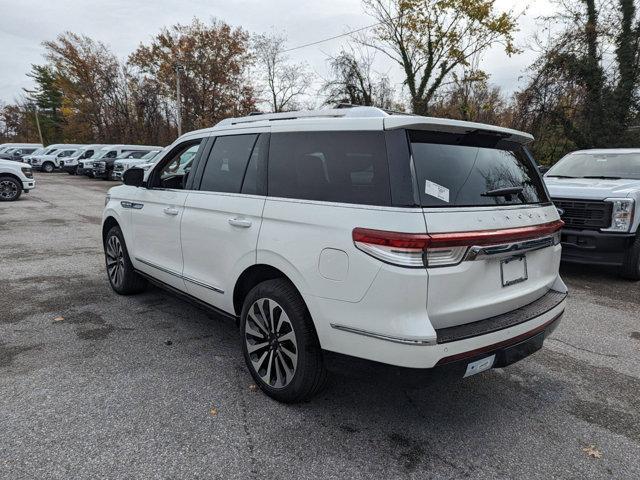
[425,180,450,203]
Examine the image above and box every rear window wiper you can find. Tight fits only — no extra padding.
[580,175,623,180]
[545,175,576,178]
[481,186,524,197]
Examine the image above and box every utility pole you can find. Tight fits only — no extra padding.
[33,106,44,145]
[174,63,184,136]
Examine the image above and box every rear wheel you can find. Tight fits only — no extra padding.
[42,162,54,173]
[104,226,147,294]
[621,234,640,281]
[240,279,327,403]
[0,176,21,201]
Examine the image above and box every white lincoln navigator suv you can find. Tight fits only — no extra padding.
[102,106,567,402]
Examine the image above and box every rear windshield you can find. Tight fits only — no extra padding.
[409,130,547,207]
[546,152,640,180]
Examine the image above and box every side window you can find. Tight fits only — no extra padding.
[153,140,203,190]
[83,150,94,158]
[198,134,258,193]
[268,131,391,206]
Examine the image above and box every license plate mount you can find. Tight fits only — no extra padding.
[463,354,495,378]
[500,255,528,287]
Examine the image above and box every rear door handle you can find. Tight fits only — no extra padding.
[228,217,252,228]
[163,207,180,216]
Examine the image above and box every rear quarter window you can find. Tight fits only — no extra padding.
[268,131,391,206]
[409,130,548,207]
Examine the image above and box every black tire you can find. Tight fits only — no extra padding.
[0,175,22,201]
[42,162,54,173]
[240,279,328,403]
[621,233,640,281]
[104,226,147,294]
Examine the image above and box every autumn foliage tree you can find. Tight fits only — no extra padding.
[129,18,256,131]
[361,0,519,115]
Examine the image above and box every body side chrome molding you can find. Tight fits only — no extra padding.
[134,257,224,294]
[330,324,437,346]
[182,275,224,294]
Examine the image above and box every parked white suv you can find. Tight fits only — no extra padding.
[102,107,567,402]
[0,158,35,201]
[545,149,640,279]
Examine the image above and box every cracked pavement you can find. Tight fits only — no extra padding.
[1,173,639,479]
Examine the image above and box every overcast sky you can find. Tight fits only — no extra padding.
[0,0,556,105]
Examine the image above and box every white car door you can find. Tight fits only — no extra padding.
[129,138,206,291]
[180,130,268,314]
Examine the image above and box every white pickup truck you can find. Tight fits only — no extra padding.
[0,159,35,201]
[545,148,640,280]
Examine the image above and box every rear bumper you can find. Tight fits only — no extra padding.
[314,288,567,369]
[324,313,562,382]
[560,228,635,266]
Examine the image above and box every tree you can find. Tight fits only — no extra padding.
[253,32,312,112]
[322,47,397,109]
[361,0,519,115]
[430,69,510,125]
[23,65,63,143]
[129,18,256,131]
[43,32,127,142]
[516,0,640,163]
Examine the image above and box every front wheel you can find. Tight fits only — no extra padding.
[0,176,22,201]
[104,226,147,294]
[240,279,327,403]
[42,162,54,173]
[621,234,640,281]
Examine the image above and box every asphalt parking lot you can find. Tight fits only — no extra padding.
[1,173,639,479]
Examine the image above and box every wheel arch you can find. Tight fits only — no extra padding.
[233,264,303,317]
[0,172,24,189]
[102,216,120,243]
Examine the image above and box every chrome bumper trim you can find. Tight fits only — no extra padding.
[330,324,437,346]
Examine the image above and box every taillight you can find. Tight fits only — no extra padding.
[352,229,430,267]
[353,220,564,268]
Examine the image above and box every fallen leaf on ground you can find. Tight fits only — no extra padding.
[53,316,64,322]
[248,384,257,391]
[582,445,603,459]
[210,406,218,416]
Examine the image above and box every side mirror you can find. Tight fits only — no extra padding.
[538,165,550,175]
[122,167,145,187]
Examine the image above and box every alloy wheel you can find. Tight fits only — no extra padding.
[244,298,298,389]
[105,235,125,288]
[0,180,18,200]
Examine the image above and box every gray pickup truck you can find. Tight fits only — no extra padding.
[545,149,640,280]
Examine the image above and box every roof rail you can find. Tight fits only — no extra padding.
[215,106,394,127]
